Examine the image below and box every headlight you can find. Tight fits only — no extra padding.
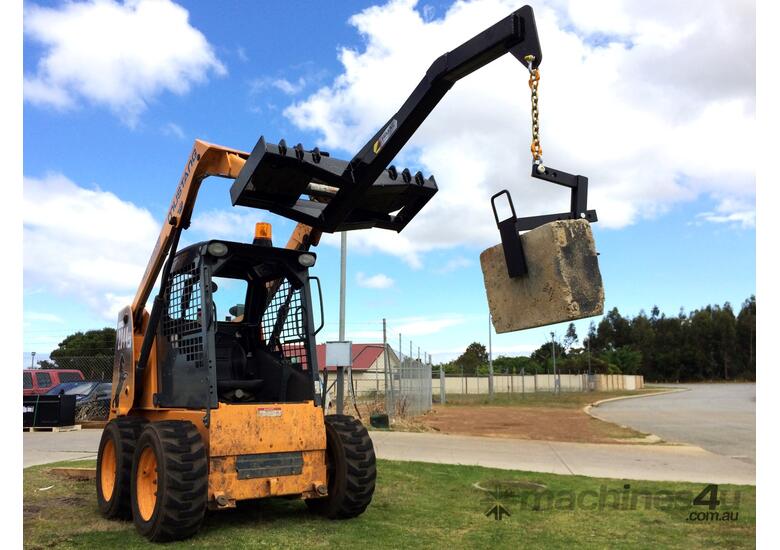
[298,253,316,267]
[207,242,228,257]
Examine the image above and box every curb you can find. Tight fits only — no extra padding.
[583,387,689,443]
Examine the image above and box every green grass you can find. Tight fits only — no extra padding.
[24,458,753,549]
[438,389,666,409]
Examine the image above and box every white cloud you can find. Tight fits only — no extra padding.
[188,208,268,242]
[24,173,160,320]
[24,0,226,125]
[356,271,395,289]
[161,122,185,139]
[697,197,756,228]
[434,256,472,274]
[284,0,755,266]
[392,315,465,337]
[250,76,307,96]
[24,312,64,323]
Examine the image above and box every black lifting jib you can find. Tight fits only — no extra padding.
[230,5,543,233]
[491,164,598,279]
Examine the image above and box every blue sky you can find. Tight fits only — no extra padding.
[22,0,755,364]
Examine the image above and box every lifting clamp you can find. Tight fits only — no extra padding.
[491,54,598,278]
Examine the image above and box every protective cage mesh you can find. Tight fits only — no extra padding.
[262,278,308,369]
[162,262,204,368]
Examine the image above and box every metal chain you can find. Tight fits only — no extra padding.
[524,55,544,172]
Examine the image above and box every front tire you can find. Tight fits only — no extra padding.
[306,414,376,518]
[96,416,148,519]
[130,421,208,542]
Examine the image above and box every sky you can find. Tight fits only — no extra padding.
[22,0,756,365]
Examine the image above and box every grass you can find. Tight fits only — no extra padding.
[24,458,754,549]
[437,389,667,409]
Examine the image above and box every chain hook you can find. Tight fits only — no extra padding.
[523,55,544,171]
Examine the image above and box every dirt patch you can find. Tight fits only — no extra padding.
[23,504,42,520]
[416,405,646,444]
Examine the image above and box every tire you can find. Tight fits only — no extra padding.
[130,420,208,542]
[306,414,376,518]
[96,416,148,519]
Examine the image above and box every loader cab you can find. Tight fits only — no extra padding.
[154,239,323,410]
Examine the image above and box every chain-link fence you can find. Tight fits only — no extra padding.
[385,356,432,417]
[24,355,113,422]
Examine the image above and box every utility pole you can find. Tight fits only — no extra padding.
[550,331,558,394]
[337,232,347,414]
[488,313,494,397]
[380,318,386,397]
[30,351,36,369]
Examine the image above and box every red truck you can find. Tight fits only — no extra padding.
[23,369,84,396]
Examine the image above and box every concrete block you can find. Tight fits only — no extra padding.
[481,219,604,333]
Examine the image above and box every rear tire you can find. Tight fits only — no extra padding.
[130,420,208,542]
[96,416,148,519]
[306,414,376,518]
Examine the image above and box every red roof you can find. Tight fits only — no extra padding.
[315,343,385,372]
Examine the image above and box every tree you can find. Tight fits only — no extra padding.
[552,296,755,382]
[454,342,488,375]
[562,323,578,351]
[600,347,642,375]
[41,328,116,379]
[736,295,756,380]
[48,328,116,360]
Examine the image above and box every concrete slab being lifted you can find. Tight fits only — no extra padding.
[481,219,604,333]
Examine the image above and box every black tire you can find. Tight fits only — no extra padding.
[306,414,376,518]
[130,420,208,542]
[96,416,148,519]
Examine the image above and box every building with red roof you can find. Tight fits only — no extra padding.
[315,343,399,375]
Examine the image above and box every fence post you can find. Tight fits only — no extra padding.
[510,367,514,394]
[440,365,446,404]
[380,319,386,399]
[428,356,433,410]
[521,367,525,396]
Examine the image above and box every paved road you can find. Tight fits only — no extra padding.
[23,429,103,467]
[24,427,755,485]
[593,383,756,464]
[371,431,754,485]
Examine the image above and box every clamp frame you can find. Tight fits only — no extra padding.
[491,164,598,278]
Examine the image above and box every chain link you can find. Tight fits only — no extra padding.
[524,55,544,170]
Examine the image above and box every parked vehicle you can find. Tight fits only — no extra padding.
[46,380,111,400]
[46,381,112,421]
[23,369,84,396]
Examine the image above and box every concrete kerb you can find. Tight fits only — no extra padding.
[583,387,690,444]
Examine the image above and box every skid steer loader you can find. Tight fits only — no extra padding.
[96,5,600,541]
